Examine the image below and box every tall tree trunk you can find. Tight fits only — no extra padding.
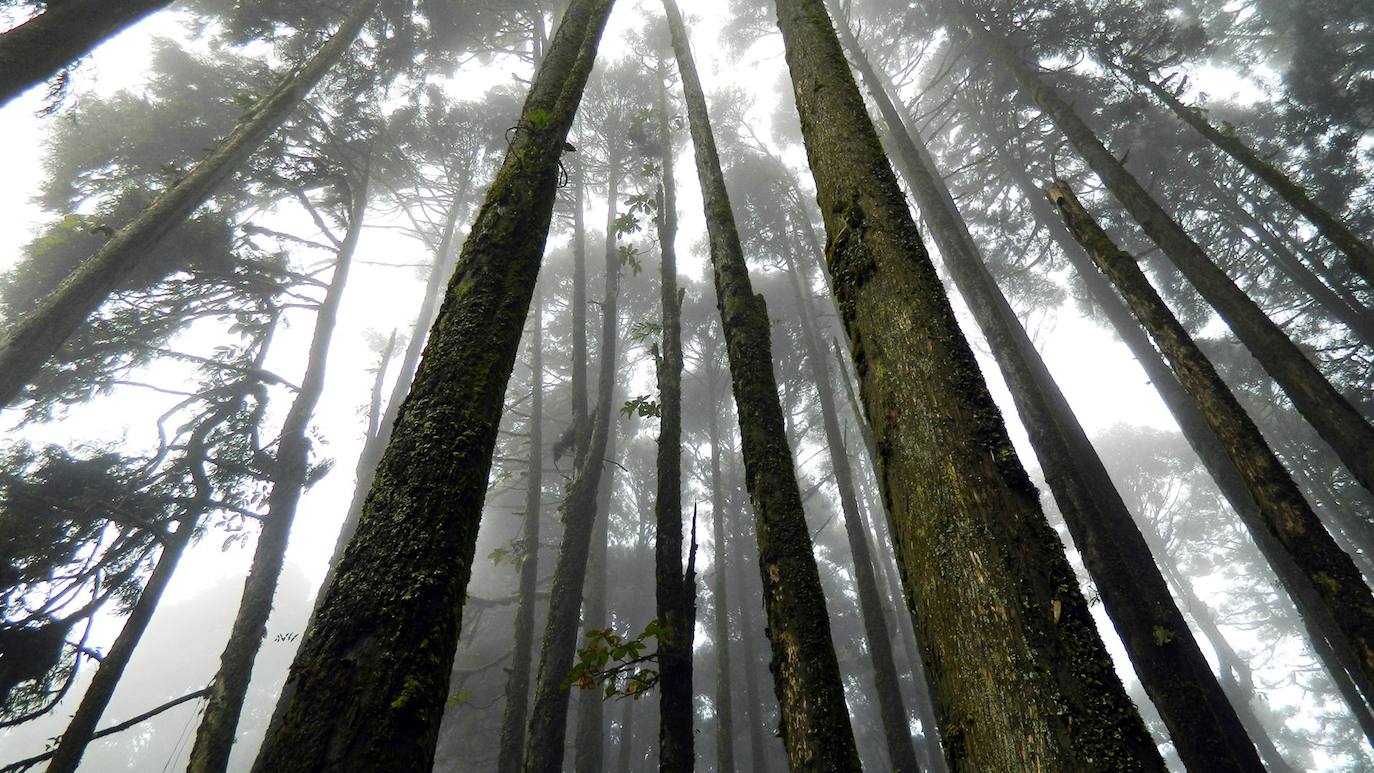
[660,2,860,767]
[1048,180,1374,720]
[957,10,1374,499]
[313,190,467,613]
[571,152,591,458]
[250,1,616,768]
[0,0,379,409]
[574,399,619,773]
[705,355,736,773]
[727,479,777,773]
[983,123,1374,739]
[1127,66,1374,289]
[771,1,1162,769]
[524,134,624,773]
[495,283,545,773]
[834,19,1261,770]
[45,521,193,773]
[0,0,172,106]
[650,55,694,773]
[187,168,370,773]
[781,246,919,772]
[616,687,637,773]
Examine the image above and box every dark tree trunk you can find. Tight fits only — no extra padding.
[313,191,466,613]
[959,11,1374,499]
[524,133,624,773]
[781,246,919,772]
[0,0,380,409]
[1129,67,1374,289]
[0,0,172,106]
[833,19,1261,771]
[250,1,616,768]
[1048,180,1374,723]
[495,283,545,773]
[661,1,861,767]
[650,54,694,773]
[46,523,192,773]
[771,1,1162,769]
[187,167,370,773]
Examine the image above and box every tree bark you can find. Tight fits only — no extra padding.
[0,0,173,106]
[771,1,1163,769]
[187,166,370,773]
[524,131,624,773]
[782,246,920,772]
[1129,67,1374,290]
[250,1,616,768]
[661,1,861,767]
[650,54,694,773]
[834,18,1261,771]
[958,10,1374,499]
[495,283,544,773]
[0,0,379,409]
[1048,179,1374,722]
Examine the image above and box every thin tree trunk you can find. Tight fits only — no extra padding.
[1048,180,1374,720]
[572,151,591,458]
[771,1,1163,768]
[705,355,736,773]
[524,135,624,773]
[781,245,919,771]
[46,522,193,773]
[834,19,1261,770]
[187,167,370,773]
[650,55,693,773]
[574,400,619,773]
[1129,67,1374,289]
[251,2,616,767]
[313,191,466,613]
[661,2,860,767]
[495,283,545,773]
[958,9,1374,499]
[0,0,172,106]
[727,481,776,773]
[616,690,637,773]
[0,0,379,409]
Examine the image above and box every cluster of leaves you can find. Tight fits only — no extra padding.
[562,620,666,700]
[620,395,662,419]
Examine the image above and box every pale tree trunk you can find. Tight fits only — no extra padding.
[661,1,860,766]
[1048,180,1374,724]
[833,17,1261,770]
[250,1,617,767]
[705,351,736,773]
[771,0,1162,768]
[187,165,371,773]
[0,0,380,409]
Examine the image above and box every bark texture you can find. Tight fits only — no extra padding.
[771,1,1163,769]
[958,10,1374,498]
[250,1,615,768]
[1048,180,1374,722]
[834,18,1261,771]
[0,0,379,409]
[0,0,172,106]
[188,169,370,773]
[662,0,861,767]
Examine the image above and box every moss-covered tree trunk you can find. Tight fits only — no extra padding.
[187,167,370,773]
[832,19,1261,770]
[1048,180,1374,722]
[781,245,919,772]
[314,191,466,613]
[45,521,193,773]
[770,1,1163,769]
[495,283,545,773]
[0,0,172,106]
[984,124,1374,739]
[649,54,695,773]
[524,134,623,773]
[956,10,1374,500]
[0,0,379,410]
[1128,67,1374,289]
[705,352,737,773]
[249,1,616,768]
[661,1,860,767]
